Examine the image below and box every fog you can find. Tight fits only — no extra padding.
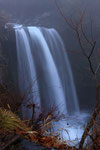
[0,0,100,31]
[0,0,100,109]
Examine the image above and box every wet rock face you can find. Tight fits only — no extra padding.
[0,23,18,91]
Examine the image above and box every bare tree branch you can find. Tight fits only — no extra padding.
[54,2,100,148]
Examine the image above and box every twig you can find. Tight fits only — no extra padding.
[88,41,96,59]
[95,63,100,77]
[54,0,76,30]
[1,135,20,150]
[75,28,87,57]
[79,106,100,149]
[79,84,100,149]
[87,40,96,74]
[90,19,95,43]
[81,22,93,46]
[88,133,98,147]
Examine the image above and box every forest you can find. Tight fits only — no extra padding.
[0,0,100,150]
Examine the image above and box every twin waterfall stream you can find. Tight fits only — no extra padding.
[14,25,88,148]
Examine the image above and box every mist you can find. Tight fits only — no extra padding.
[0,0,100,108]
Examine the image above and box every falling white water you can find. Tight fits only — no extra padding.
[14,25,89,148]
[15,27,41,119]
[15,25,79,117]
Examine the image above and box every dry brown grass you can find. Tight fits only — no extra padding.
[0,107,73,150]
[0,97,100,150]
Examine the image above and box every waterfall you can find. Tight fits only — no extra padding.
[15,25,79,119]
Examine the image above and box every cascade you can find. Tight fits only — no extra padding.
[15,26,79,119]
[5,24,90,147]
